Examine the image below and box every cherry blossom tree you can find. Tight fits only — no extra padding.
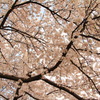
[0,0,100,100]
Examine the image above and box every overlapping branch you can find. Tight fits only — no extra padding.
[70,60,100,95]
[0,0,99,99]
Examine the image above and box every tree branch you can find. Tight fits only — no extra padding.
[42,77,85,100]
[70,60,100,95]
[80,34,100,41]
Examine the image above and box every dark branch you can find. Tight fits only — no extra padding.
[70,60,100,95]
[0,72,42,82]
[92,15,100,20]
[80,34,100,41]
[42,77,85,100]
[0,94,9,100]
[0,41,73,82]
[0,0,18,27]
[13,79,23,100]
